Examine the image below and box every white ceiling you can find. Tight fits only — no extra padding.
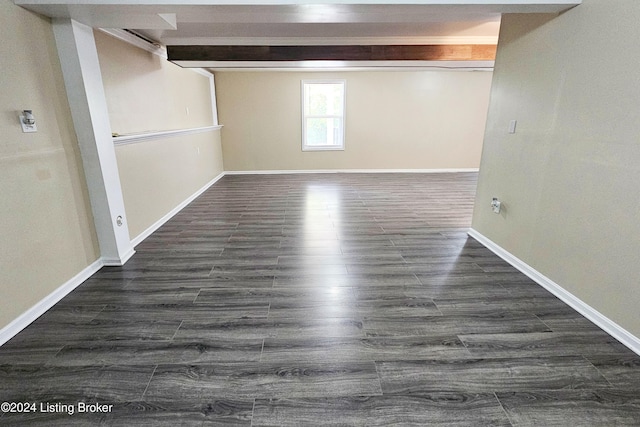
[137,5,505,46]
[16,1,580,69]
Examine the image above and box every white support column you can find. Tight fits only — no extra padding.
[52,19,134,266]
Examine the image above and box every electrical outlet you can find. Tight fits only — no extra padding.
[491,198,501,214]
[19,114,37,133]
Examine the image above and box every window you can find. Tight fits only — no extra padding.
[302,80,346,151]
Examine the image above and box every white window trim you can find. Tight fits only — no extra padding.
[301,79,346,152]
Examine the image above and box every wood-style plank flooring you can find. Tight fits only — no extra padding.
[1,173,640,426]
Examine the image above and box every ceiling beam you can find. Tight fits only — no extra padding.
[167,44,497,64]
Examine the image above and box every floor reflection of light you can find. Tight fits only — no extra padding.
[303,184,342,252]
[314,287,351,319]
[328,286,343,297]
[310,286,348,301]
[301,184,352,322]
[425,239,471,290]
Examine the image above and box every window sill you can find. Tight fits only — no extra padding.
[302,146,345,152]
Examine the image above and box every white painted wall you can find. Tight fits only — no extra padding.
[95,31,224,241]
[472,1,640,338]
[0,2,99,329]
[216,70,493,171]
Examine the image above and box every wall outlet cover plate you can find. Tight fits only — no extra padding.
[20,115,37,133]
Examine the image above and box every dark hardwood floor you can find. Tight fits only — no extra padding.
[1,173,639,426]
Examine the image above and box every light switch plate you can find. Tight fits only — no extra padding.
[508,120,517,134]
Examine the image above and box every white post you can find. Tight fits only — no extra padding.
[52,19,134,266]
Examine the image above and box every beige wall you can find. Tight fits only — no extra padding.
[472,2,640,337]
[94,30,214,135]
[216,70,493,171]
[95,31,223,240]
[0,1,99,328]
[115,130,224,239]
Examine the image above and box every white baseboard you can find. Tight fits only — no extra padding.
[0,258,104,347]
[101,247,136,266]
[224,168,479,175]
[130,172,225,247]
[468,228,640,356]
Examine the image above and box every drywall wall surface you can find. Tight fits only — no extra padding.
[0,1,99,328]
[95,30,214,135]
[472,2,640,336]
[115,130,224,239]
[96,30,222,240]
[215,70,493,171]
